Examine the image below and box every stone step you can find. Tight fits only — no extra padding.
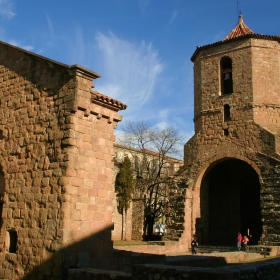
[247,245,273,256]
[162,237,180,241]
[68,268,132,280]
[147,240,179,246]
[193,245,237,253]
[193,245,274,256]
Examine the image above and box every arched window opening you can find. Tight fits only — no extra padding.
[224,104,231,122]
[220,57,233,95]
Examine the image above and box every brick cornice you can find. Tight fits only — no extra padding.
[91,91,127,112]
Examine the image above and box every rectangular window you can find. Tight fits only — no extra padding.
[8,231,17,253]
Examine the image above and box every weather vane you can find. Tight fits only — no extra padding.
[237,0,242,18]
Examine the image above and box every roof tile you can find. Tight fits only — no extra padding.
[91,91,127,111]
[223,14,254,41]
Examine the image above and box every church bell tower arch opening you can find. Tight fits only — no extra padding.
[198,158,262,246]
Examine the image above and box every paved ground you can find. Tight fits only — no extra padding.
[113,240,149,246]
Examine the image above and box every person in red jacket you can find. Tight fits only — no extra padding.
[237,232,242,251]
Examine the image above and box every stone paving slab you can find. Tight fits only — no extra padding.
[132,258,280,280]
[67,250,280,279]
[165,250,266,265]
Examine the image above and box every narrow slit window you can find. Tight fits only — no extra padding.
[0,203,3,229]
[0,170,5,230]
[8,231,17,253]
[220,57,233,95]
[224,104,231,122]
[224,129,229,136]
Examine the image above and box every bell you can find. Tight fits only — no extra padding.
[224,73,231,80]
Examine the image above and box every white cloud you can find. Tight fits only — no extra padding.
[95,32,163,109]
[69,25,85,65]
[155,121,169,130]
[138,0,150,13]
[20,45,33,51]
[44,13,55,47]
[169,10,178,25]
[212,31,225,43]
[93,32,192,145]
[159,109,170,120]
[0,0,15,20]
[0,1,33,52]
[7,39,33,51]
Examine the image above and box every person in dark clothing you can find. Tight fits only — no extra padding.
[191,237,198,255]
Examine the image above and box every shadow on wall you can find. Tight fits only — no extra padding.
[21,225,118,280]
[21,224,169,279]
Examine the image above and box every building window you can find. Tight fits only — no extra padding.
[0,170,5,230]
[134,156,139,171]
[224,104,231,122]
[0,203,3,229]
[8,231,17,253]
[220,56,233,95]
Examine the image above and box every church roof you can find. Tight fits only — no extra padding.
[223,14,254,41]
[191,15,280,62]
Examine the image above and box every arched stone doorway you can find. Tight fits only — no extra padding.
[199,159,262,246]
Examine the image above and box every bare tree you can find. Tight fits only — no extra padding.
[117,120,184,236]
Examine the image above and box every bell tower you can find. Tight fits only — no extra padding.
[178,15,280,246]
[191,14,280,139]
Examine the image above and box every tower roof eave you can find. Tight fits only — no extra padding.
[191,33,280,62]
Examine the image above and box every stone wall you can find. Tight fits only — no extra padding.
[0,41,126,279]
[112,144,183,241]
[112,195,133,241]
[0,42,73,279]
[131,199,144,240]
[111,198,144,241]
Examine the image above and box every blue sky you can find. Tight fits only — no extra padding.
[1,0,280,142]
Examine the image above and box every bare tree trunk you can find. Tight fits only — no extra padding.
[121,207,124,240]
[148,215,154,236]
[124,210,127,241]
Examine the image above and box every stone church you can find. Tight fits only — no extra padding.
[168,14,280,249]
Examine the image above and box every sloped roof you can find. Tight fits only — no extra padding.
[92,91,127,111]
[191,15,280,62]
[114,143,183,162]
[223,14,254,41]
